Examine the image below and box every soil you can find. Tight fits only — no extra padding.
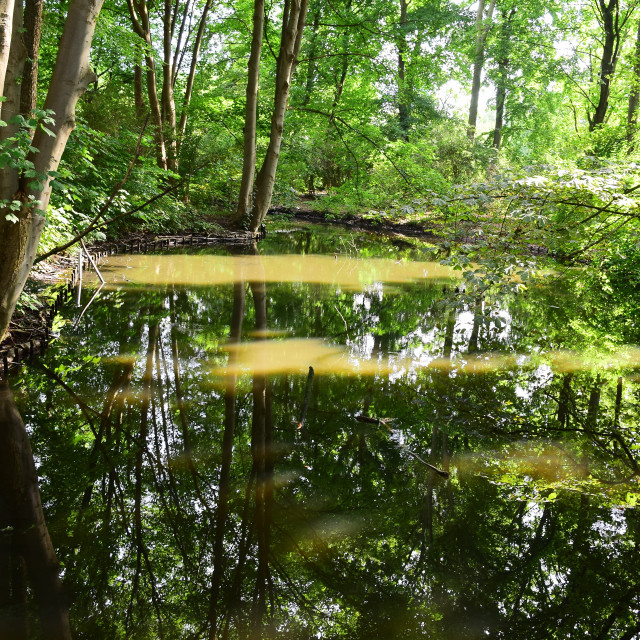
[269,205,440,239]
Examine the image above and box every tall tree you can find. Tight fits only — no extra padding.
[468,0,496,142]
[125,0,212,171]
[0,0,105,342]
[627,17,640,148]
[234,0,310,232]
[588,0,637,131]
[397,0,410,141]
[491,6,516,149]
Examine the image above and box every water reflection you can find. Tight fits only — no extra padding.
[0,383,72,640]
[88,253,460,288]
[6,227,640,638]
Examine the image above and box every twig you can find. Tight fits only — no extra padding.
[405,448,450,478]
[35,116,150,263]
[291,106,413,187]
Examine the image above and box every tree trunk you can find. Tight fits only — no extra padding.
[557,373,573,428]
[0,0,26,159]
[162,0,177,171]
[589,0,621,131]
[627,18,640,149]
[19,0,42,115]
[0,383,72,640]
[301,8,320,106]
[0,0,104,342]
[177,0,212,144]
[492,8,515,150]
[125,0,168,170]
[397,0,409,141]
[0,0,14,120]
[235,0,265,221]
[586,381,601,430]
[468,0,496,142]
[246,0,310,232]
[134,60,146,122]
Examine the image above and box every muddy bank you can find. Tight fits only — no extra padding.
[269,205,440,239]
[0,230,259,379]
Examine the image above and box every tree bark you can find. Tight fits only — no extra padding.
[125,0,168,170]
[627,18,640,149]
[0,0,104,342]
[468,0,496,142]
[134,60,146,122]
[162,0,178,171]
[557,373,573,428]
[0,0,26,160]
[0,0,15,119]
[492,63,506,149]
[589,0,621,131]
[246,0,310,232]
[301,8,320,106]
[492,8,516,150]
[19,0,42,115]
[235,0,265,221]
[177,0,212,144]
[397,0,409,141]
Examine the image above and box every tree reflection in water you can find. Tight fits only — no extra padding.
[4,230,640,639]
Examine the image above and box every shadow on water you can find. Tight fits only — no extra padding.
[0,383,72,640]
[5,227,640,639]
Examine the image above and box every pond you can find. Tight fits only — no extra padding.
[2,223,640,639]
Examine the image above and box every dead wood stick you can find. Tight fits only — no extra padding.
[405,449,450,478]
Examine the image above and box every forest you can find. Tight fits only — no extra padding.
[2,0,640,639]
[1,0,640,332]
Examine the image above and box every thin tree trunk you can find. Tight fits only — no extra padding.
[125,0,168,170]
[0,0,104,342]
[492,65,506,149]
[590,0,621,131]
[627,18,640,149]
[0,0,26,163]
[614,376,623,426]
[134,61,146,122]
[162,0,178,171]
[247,0,310,231]
[586,381,601,430]
[557,373,573,428]
[492,8,515,150]
[397,0,409,140]
[0,0,15,120]
[468,0,496,142]
[443,310,455,359]
[177,0,212,144]
[19,0,42,115]
[235,0,265,222]
[301,8,320,106]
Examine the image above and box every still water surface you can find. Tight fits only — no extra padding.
[3,225,640,639]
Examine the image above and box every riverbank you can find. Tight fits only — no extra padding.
[1,203,551,378]
[0,228,260,378]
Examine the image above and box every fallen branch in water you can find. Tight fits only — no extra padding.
[405,449,450,479]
